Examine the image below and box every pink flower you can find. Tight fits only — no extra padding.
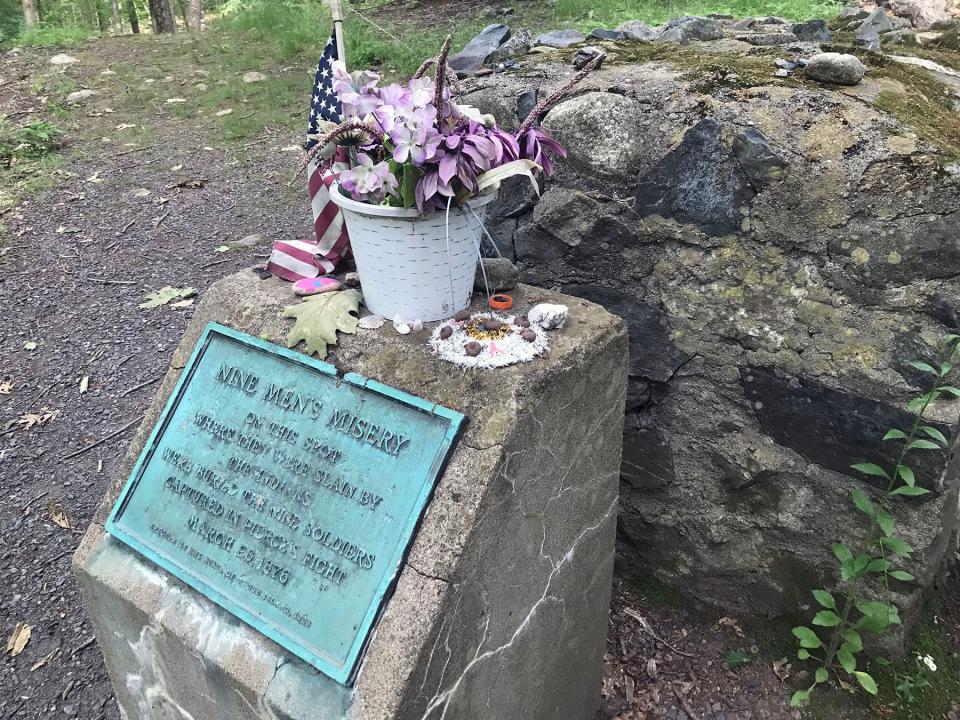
[340,153,398,203]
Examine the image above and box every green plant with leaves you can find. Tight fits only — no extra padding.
[894,653,937,704]
[790,334,960,707]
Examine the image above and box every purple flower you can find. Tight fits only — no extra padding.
[341,153,398,203]
[517,127,567,177]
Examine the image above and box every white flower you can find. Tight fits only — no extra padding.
[921,654,937,672]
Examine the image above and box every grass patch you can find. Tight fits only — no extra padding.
[547,0,844,26]
[9,23,94,48]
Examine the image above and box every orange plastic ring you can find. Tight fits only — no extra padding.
[489,294,513,311]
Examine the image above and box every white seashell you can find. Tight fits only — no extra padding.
[358,314,386,330]
[528,303,568,330]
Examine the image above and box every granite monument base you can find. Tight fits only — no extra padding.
[73,269,628,720]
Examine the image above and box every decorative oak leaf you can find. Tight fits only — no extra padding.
[140,286,197,310]
[7,623,31,657]
[283,289,362,359]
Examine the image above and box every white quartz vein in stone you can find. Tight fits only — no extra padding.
[419,497,618,720]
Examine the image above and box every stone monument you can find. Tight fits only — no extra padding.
[73,269,628,720]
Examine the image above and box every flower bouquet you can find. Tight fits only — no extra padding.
[302,37,601,322]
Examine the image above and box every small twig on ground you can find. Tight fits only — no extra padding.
[120,376,161,397]
[113,353,137,372]
[118,218,136,234]
[623,607,695,658]
[673,687,699,720]
[87,277,138,286]
[21,381,57,410]
[113,144,160,157]
[201,258,230,270]
[61,416,142,461]
[22,490,49,513]
[153,209,172,228]
[70,635,96,658]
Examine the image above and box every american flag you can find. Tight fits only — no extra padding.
[268,30,350,282]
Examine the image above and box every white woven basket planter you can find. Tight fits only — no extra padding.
[330,182,497,322]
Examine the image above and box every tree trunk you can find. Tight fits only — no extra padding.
[21,0,39,25]
[125,0,139,33]
[111,0,122,33]
[148,0,176,33]
[188,0,201,30]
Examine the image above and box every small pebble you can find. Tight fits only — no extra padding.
[521,329,536,343]
[439,326,453,340]
[482,318,504,331]
[343,272,360,287]
[464,341,482,356]
[514,316,530,328]
[454,309,472,322]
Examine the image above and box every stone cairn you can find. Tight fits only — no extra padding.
[451,4,960,655]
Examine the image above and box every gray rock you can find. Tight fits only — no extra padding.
[242,71,267,83]
[475,257,519,291]
[839,5,869,17]
[633,118,754,235]
[615,20,658,41]
[731,17,757,29]
[804,51,866,85]
[49,53,77,65]
[791,19,832,42]
[657,15,725,43]
[889,0,952,28]
[65,89,99,104]
[487,28,532,64]
[856,8,895,49]
[732,129,788,189]
[516,89,537,124]
[543,92,648,177]
[536,29,586,48]
[884,28,920,45]
[449,23,512,76]
[572,46,604,70]
[736,31,799,45]
[760,15,789,24]
[588,28,627,41]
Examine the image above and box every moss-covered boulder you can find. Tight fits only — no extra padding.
[464,37,960,656]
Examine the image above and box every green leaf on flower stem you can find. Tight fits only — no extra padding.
[842,629,863,652]
[908,361,938,375]
[940,385,960,397]
[851,489,875,516]
[815,667,829,683]
[812,611,841,627]
[897,465,916,487]
[920,426,948,446]
[866,558,891,573]
[833,543,853,564]
[812,589,836,610]
[798,648,811,660]
[856,601,902,631]
[400,164,419,209]
[877,512,895,537]
[879,536,913,557]
[875,656,892,666]
[841,558,856,581]
[883,429,908,441]
[940,362,953,376]
[790,690,811,708]
[854,671,878,695]
[837,648,857,674]
[850,463,890,480]
[793,626,823,648]
[853,555,871,575]
[725,650,752,669]
[890,570,915,582]
[890,485,930,497]
[908,396,928,413]
[907,439,941,451]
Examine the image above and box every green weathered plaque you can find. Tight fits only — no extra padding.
[106,323,465,686]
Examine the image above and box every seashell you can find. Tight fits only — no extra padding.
[358,314,386,330]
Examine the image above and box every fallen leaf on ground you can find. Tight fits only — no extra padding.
[283,289,362,359]
[23,341,37,351]
[0,380,12,394]
[719,616,744,637]
[170,164,183,171]
[645,657,658,680]
[170,299,194,309]
[215,108,233,117]
[7,623,31,656]
[55,225,81,234]
[772,657,791,682]
[47,501,71,529]
[17,407,58,430]
[725,649,752,669]
[86,172,103,184]
[115,123,135,130]
[140,286,197,309]
[78,376,89,394]
[131,188,151,198]
[31,647,60,671]
[215,245,230,253]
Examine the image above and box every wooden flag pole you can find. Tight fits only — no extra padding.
[330,0,347,68]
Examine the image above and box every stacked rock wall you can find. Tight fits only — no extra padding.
[464,34,960,644]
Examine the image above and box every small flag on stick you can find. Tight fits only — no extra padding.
[269,26,350,282]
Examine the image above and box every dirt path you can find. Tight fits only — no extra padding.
[1,30,958,720]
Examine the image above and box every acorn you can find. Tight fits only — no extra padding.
[439,325,454,340]
[514,316,531,328]
[464,341,482,357]
[521,329,536,343]
[482,318,504,331]
[454,309,472,322]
